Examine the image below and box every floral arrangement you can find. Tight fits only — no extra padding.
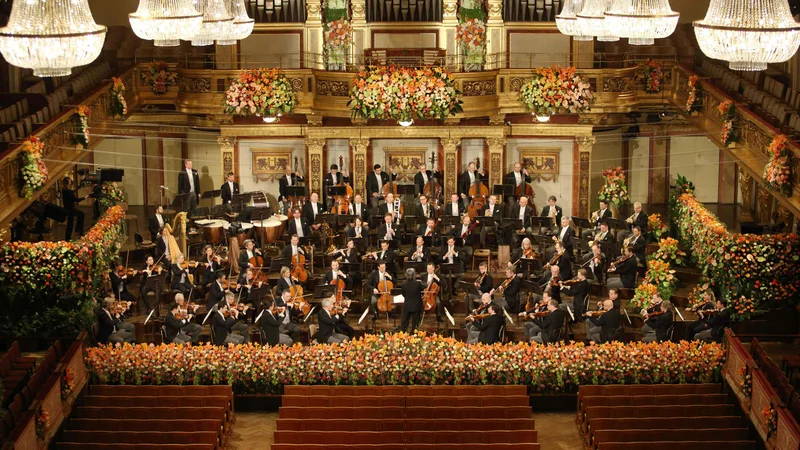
[109,77,127,118]
[86,334,725,395]
[763,405,777,437]
[143,60,177,95]
[324,18,352,67]
[72,106,90,148]
[651,237,686,266]
[637,59,663,94]
[763,134,794,197]
[647,213,669,241]
[457,18,486,65]
[673,174,695,196]
[519,66,593,116]
[597,166,630,207]
[98,182,126,210]
[349,66,463,122]
[19,136,48,200]
[672,192,800,320]
[35,407,49,439]
[0,206,126,336]
[686,75,703,113]
[630,281,659,310]
[642,259,677,302]
[729,295,759,320]
[718,100,737,146]
[61,368,75,400]
[224,68,296,118]
[738,366,751,398]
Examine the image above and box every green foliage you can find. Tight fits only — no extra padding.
[459,7,486,20]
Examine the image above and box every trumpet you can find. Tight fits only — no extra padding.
[590,209,600,224]
[626,212,636,224]
[548,206,557,224]
[394,198,402,224]
[622,236,631,248]
[588,231,602,248]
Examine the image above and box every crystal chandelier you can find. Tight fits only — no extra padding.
[694,0,800,71]
[576,0,619,42]
[0,0,107,77]
[191,0,234,46]
[556,0,592,41]
[216,0,255,45]
[605,0,679,45]
[129,0,203,47]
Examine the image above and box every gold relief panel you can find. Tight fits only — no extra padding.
[462,80,496,96]
[579,151,590,218]
[251,149,292,183]
[384,148,427,183]
[316,79,350,97]
[602,77,634,93]
[519,148,560,182]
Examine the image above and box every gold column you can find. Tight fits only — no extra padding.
[485,0,504,62]
[738,167,754,222]
[218,137,235,180]
[777,204,795,230]
[306,138,326,196]
[757,186,773,225]
[350,138,369,198]
[351,0,367,56]
[441,0,458,56]
[486,137,506,190]
[576,136,595,218]
[442,138,461,199]
[305,0,323,62]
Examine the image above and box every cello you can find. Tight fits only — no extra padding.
[466,157,489,219]
[331,155,353,214]
[515,164,534,198]
[291,251,308,283]
[423,279,439,312]
[423,151,443,211]
[376,277,394,313]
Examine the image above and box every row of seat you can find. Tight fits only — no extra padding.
[276,417,537,432]
[281,395,530,408]
[275,430,538,445]
[279,405,533,420]
[0,98,30,124]
[284,384,528,397]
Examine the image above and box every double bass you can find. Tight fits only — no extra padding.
[515,164,534,198]
[287,156,307,210]
[376,277,394,313]
[331,155,353,214]
[423,151,443,210]
[466,157,489,219]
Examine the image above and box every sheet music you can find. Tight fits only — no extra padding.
[358,307,370,325]
[303,305,317,322]
[202,309,214,325]
[254,310,264,323]
[503,308,514,324]
[393,295,405,304]
[566,305,575,322]
[444,307,455,326]
[675,308,685,322]
[144,309,155,325]
[622,306,631,324]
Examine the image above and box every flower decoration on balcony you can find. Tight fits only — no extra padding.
[142,60,177,95]
[324,18,353,68]
[519,66,593,117]
[223,68,297,118]
[630,281,659,310]
[718,100,737,147]
[738,366,752,398]
[763,134,794,197]
[98,182,127,210]
[35,407,49,440]
[686,75,703,113]
[730,295,758,320]
[636,59,663,94]
[61,368,76,400]
[647,213,669,241]
[457,0,487,69]
[651,237,686,266]
[109,77,127,118]
[72,106,90,149]
[642,259,677,302]
[19,136,48,200]
[349,66,463,122]
[763,405,777,438]
[597,166,629,207]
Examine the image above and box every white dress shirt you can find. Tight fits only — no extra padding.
[294,218,304,237]
[227,181,234,202]
[559,226,569,240]
[421,171,428,184]
[286,175,293,187]
[187,169,195,192]
[514,171,522,186]
[156,213,164,228]
[451,203,459,216]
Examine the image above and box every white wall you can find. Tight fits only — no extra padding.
[93,136,144,205]
[507,33,570,68]
[506,138,574,217]
[461,138,485,172]
[186,130,223,200]
[162,138,183,195]
[590,130,625,210]
[238,138,307,206]
[628,136,649,205]
[326,139,350,173]
[669,135,719,203]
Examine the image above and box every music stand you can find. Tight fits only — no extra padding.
[143,273,167,316]
[571,216,592,230]
[530,217,553,231]
[422,235,436,248]
[475,216,497,228]
[458,281,481,315]
[521,279,543,296]
[286,186,307,199]
[599,241,618,259]
[571,237,591,254]
[440,215,460,228]
[313,284,336,299]
[439,262,463,302]
[396,184,416,198]
[268,257,291,272]
[517,258,540,280]
[350,237,367,252]
[341,262,361,276]
[603,217,629,231]
[202,190,221,201]
[327,185,347,203]
[493,184,514,202]
[335,214,356,228]
[403,260,426,274]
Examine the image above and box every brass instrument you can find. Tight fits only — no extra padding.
[393,197,402,225]
[626,212,637,224]
[590,209,600,225]
[548,206,557,225]
[622,236,631,248]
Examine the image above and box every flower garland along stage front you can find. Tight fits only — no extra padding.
[109,77,127,118]
[0,206,126,336]
[19,136,48,200]
[224,68,297,119]
[686,75,703,113]
[673,192,800,320]
[637,59,663,94]
[143,60,177,95]
[518,66,592,117]
[86,334,724,395]
[349,66,463,122]
[98,182,127,211]
[763,134,795,197]
[72,106,90,148]
[718,100,737,147]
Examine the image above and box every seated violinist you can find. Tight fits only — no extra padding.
[407,236,431,263]
[692,298,730,341]
[222,291,250,343]
[235,267,265,303]
[212,300,245,345]
[490,266,520,313]
[467,302,503,345]
[97,297,136,344]
[642,299,673,343]
[170,253,195,294]
[277,289,303,342]
[239,239,263,270]
[469,261,493,307]
[538,265,562,303]
[466,293,492,343]
[110,264,137,302]
[607,246,638,289]
[452,215,476,262]
[510,237,536,267]
[140,255,164,311]
[586,299,620,343]
[520,291,552,339]
[316,297,350,344]
[198,244,223,285]
[543,241,572,280]
[559,269,591,320]
[207,271,228,310]
[174,293,201,343]
[259,298,292,346]
[582,244,606,284]
[165,302,192,344]
[639,292,664,341]
[526,298,566,344]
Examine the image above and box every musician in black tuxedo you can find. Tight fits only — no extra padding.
[170,254,195,294]
[302,192,325,231]
[546,216,575,259]
[539,196,562,233]
[479,195,504,246]
[365,164,396,209]
[583,244,607,284]
[473,302,504,344]
[642,299,674,343]
[414,194,436,220]
[543,241,572,281]
[504,162,531,203]
[211,301,245,345]
[109,265,136,302]
[259,298,293,346]
[583,222,615,260]
[491,266,521,313]
[416,217,439,239]
[587,299,621,343]
[528,299,567,344]
[278,166,304,202]
[286,208,311,239]
[627,226,647,266]
[317,297,350,344]
[177,159,201,213]
[458,161,486,204]
[376,214,398,242]
[399,268,425,333]
[438,236,466,300]
[508,195,534,246]
[97,298,135,344]
[406,236,431,263]
[420,263,444,321]
[378,192,402,223]
[239,239,263,270]
[322,164,349,207]
[452,214,477,262]
[148,205,167,242]
[366,262,393,315]
[320,260,351,291]
[369,240,395,267]
[220,172,240,212]
[618,201,649,242]
[607,246,638,289]
[443,193,464,217]
[206,271,227,310]
[693,299,731,341]
[348,194,369,223]
[583,200,614,238]
[62,177,84,240]
[346,217,368,240]
[280,234,307,261]
[560,268,591,320]
[413,162,438,196]
[164,302,192,344]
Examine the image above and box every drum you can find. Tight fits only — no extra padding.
[264,219,282,244]
[251,219,270,245]
[201,219,229,245]
[235,222,253,247]
[250,191,269,208]
[272,214,288,236]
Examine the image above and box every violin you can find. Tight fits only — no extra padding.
[543,250,563,270]
[495,276,514,294]
[180,260,199,270]
[644,310,666,319]
[465,313,490,323]
[423,276,440,312]
[608,254,633,272]
[560,278,581,287]
[288,285,311,315]
[376,277,394,313]
[116,266,137,277]
[585,309,608,317]
[474,271,487,289]
[291,252,308,283]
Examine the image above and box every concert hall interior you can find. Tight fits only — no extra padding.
[2,0,800,448]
